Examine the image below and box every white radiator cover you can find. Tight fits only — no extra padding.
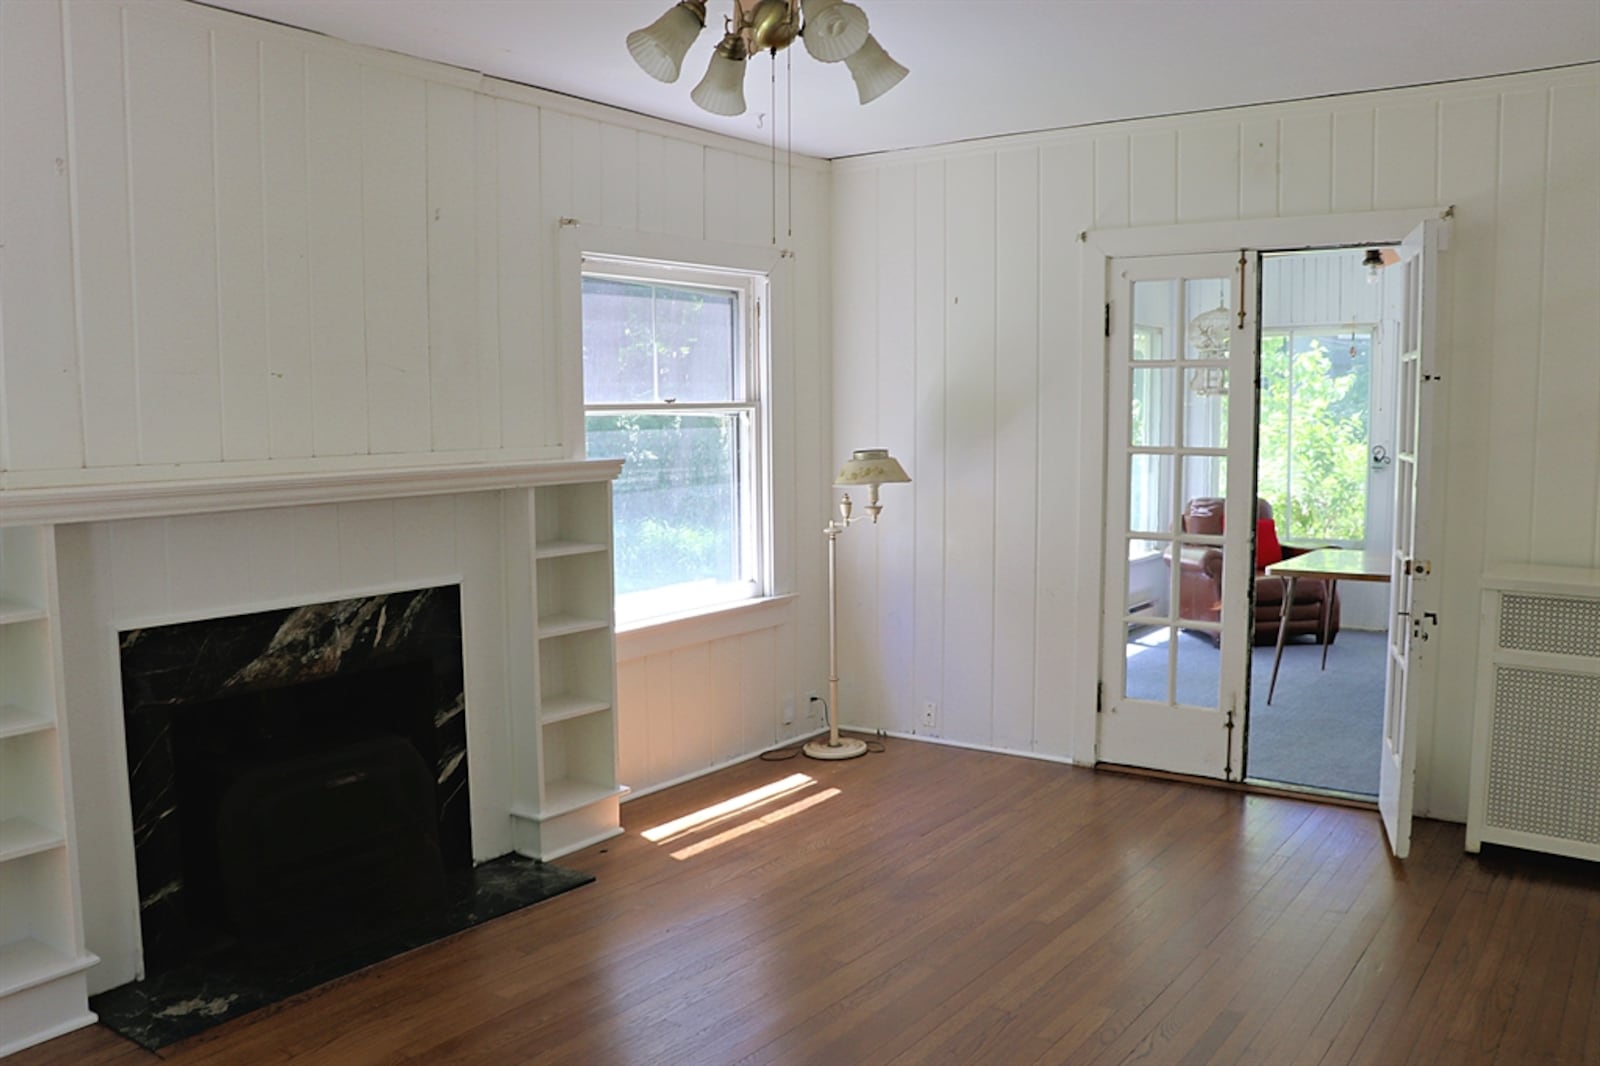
[1467,565,1600,861]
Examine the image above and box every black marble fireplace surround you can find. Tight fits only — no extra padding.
[116,586,472,972]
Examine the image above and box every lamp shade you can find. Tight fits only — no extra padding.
[690,33,750,116]
[834,448,910,486]
[842,34,908,104]
[801,0,870,62]
[626,1,708,83]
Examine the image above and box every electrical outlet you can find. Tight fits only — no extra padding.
[807,691,822,720]
[781,696,794,725]
[921,701,939,730]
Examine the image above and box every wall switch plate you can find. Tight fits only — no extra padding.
[781,696,794,725]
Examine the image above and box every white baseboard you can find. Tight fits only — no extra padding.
[621,728,830,802]
[850,727,1082,767]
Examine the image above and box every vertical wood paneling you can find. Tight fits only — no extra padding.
[615,657,648,789]
[0,0,85,471]
[1035,139,1094,757]
[1374,101,1439,209]
[663,138,706,238]
[107,519,169,621]
[291,504,343,600]
[943,153,996,744]
[211,30,270,461]
[306,53,367,456]
[260,40,313,458]
[336,499,398,589]
[1239,118,1279,218]
[1331,109,1376,213]
[991,148,1039,750]
[391,494,459,578]
[124,11,221,464]
[362,67,431,454]
[875,163,917,732]
[1427,93,1502,816]
[912,160,947,731]
[495,99,550,451]
[645,653,675,785]
[669,645,711,779]
[1094,136,1130,228]
[1129,130,1178,226]
[599,125,638,230]
[1485,89,1550,563]
[1533,82,1600,565]
[473,94,502,451]
[739,625,777,754]
[1178,124,1240,222]
[164,513,249,615]
[786,165,826,730]
[831,166,878,726]
[707,637,743,763]
[63,1,139,468]
[702,148,744,245]
[566,116,604,227]
[426,83,481,450]
[1279,112,1332,216]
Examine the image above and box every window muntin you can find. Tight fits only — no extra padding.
[581,262,766,625]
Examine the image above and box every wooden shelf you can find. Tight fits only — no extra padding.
[0,703,53,740]
[0,818,66,863]
[542,780,627,818]
[0,939,96,998]
[540,696,612,726]
[535,539,608,560]
[0,596,46,625]
[537,614,611,639]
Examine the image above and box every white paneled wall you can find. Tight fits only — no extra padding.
[3,0,836,917]
[831,65,1600,822]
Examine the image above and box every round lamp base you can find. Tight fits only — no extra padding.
[803,736,869,761]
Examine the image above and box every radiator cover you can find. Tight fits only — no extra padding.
[1467,567,1600,861]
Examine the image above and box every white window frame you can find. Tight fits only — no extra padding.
[578,252,773,627]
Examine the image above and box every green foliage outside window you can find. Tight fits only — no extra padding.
[1258,332,1371,542]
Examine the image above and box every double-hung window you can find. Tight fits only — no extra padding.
[580,257,768,625]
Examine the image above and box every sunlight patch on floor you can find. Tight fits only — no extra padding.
[669,787,841,861]
[641,772,817,845]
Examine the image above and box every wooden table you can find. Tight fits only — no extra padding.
[1263,547,1391,704]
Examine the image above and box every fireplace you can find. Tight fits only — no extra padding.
[117,586,469,973]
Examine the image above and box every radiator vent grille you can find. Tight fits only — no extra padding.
[1487,667,1600,845]
[1499,594,1600,658]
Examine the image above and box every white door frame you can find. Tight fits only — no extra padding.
[1072,207,1452,776]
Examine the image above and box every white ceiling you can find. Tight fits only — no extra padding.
[199,0,1600,160]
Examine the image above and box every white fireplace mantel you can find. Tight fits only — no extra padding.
[0,458,624,527]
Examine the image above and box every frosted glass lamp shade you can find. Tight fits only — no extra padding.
[690,34,750,116]
[843,34,908,104]
[801,0,870,62]
[627,1,707,83]
[834,448,911,486]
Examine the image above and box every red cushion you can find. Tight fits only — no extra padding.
[1256,518,1283,567]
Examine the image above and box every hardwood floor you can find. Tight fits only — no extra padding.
[14,739,1598,1065]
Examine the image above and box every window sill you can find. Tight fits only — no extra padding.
[615,594,796,662]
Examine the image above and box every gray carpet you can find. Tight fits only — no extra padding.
[1124,628,1387,795]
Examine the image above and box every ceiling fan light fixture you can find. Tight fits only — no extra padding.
[626,0,708,83]
[800,0,870,62]
[843,33,907,104]
[690,31,751,115]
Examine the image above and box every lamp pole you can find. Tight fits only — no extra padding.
[806,493,868,760]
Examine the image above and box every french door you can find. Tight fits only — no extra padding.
[1378,219,1441,858]
[1099,252,1258,779]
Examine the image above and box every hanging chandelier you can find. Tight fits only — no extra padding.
[626,0,908,117]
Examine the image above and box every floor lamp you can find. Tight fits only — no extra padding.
[804,448,911,761]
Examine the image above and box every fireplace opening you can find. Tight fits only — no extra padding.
[164,660,447,967]
[117,586,471,977]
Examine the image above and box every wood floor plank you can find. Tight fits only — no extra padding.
[8,739,1596,1066]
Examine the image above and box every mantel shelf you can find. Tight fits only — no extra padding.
[0,458,623,526]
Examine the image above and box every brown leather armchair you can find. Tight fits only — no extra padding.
[1173,497,1340,646]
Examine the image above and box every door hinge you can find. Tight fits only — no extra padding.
[1096,680,1104,713]
[1223,705,1236,779]
[1104,302,1112,338]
